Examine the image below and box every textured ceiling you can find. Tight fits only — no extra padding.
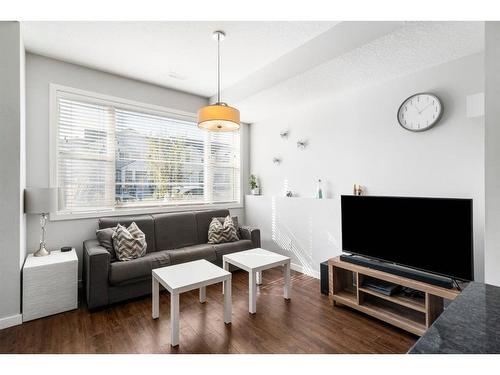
[234,21,485,122]
[21,21,484,123]
[214,22,405,105]
[21,21,336,97]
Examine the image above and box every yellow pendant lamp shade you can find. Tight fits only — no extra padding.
[198,102,240,131]
[198,30,240,132]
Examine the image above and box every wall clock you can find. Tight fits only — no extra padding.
[397,93,443,132]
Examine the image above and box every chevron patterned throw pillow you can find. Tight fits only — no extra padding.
[208,215,239,244]
[215,216,240,239]
[112,222,147,261]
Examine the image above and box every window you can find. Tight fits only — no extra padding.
[52,86,241,218]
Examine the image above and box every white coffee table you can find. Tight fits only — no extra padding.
[152,259,232,347]
[223,248,291,314]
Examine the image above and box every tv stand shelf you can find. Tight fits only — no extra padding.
[357,287,426,312]
[328,256,461,336]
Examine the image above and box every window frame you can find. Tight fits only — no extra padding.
[49,84,244,221]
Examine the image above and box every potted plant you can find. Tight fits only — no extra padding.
[249,174,260,195]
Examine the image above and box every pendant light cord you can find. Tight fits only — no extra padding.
[217,33,221,103]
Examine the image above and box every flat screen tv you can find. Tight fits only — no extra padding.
[341,195,474,281]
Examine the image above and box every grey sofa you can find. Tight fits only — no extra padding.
[83,209,260,309]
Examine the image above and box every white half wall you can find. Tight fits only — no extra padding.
[0,21,25,327]
[485,22,500,287]
[246,53,485,280]
[26,53,248,281]
[246,196,336,278]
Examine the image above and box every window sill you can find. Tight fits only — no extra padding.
[49,202,244,222]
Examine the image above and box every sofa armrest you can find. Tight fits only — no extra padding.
[83,239,110,309]
[239,226,261,248]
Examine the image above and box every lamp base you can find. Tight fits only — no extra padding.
[33,243,51,257]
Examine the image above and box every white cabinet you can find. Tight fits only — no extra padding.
[22,249,78,322]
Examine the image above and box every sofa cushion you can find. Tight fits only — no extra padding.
[195,209,230,244]
[109,250,171,285]
[99,215,156,253]
[213,240,254,264]
[153,212,198,250]
[96,227,116,260]
[166,244,217,265]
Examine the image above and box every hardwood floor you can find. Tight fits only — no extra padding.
[0,268,416,354]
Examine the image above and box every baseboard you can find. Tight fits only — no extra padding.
[0,314,22,330]
[291,263,320,279]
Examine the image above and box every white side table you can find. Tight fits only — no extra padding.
[22,249,78,322]
[223,248,291,314]
[152,259,231,347]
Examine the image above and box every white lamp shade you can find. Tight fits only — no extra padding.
[24,188,58,214]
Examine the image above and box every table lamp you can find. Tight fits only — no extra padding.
[24,188,58,257]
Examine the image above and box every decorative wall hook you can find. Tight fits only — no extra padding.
[273,157,282,164]
[280,130,290,139]
[296,140,308,150]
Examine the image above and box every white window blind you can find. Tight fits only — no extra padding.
[115,108,206,206]
[209,131,241,203]
[55,89,241,216]
[57,98,115,212]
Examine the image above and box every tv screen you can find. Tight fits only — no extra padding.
[341,195,474,281]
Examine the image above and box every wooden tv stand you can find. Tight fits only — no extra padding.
[328,256,461,336]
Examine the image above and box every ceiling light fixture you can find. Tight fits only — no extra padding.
[197,31,240,132]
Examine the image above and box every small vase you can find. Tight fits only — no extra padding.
[251,188,260,195]
[317,179,323,199]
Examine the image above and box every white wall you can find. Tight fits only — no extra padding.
[485,22,500,287]
[246,53,485,280]
[26,53,248,281]
[20,26,27,272]
[0,22,25,328]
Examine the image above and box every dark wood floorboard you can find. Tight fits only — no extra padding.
[0,268,416,354]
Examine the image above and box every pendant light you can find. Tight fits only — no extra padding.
[198,31,240,132]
